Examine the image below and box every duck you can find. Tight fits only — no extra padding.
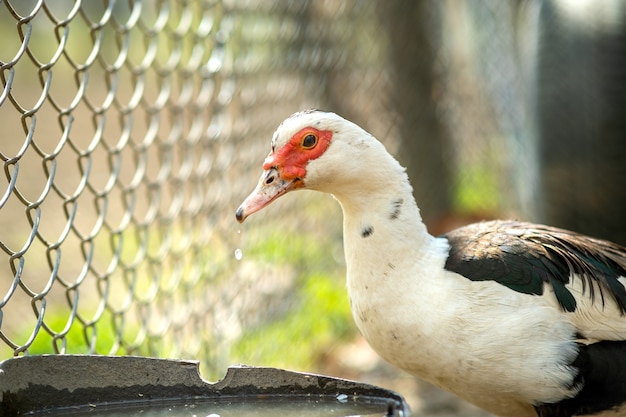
[235,109,626,417]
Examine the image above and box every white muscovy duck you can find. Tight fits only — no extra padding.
[235,110,626,417]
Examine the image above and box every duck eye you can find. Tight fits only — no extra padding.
[302,134,317,149]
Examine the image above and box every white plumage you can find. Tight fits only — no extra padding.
[236,110,626,417]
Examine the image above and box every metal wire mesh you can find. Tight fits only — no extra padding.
[5,0,623,414]
[0,0,394,378]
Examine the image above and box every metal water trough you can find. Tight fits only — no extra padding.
[0,355,410,416]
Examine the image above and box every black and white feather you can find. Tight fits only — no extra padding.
[443,221,626,315]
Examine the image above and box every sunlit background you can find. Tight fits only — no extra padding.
[1,1,625,415]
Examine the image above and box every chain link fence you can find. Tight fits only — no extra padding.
[2,0,624,415]
[0,0,378,370]
[0,0,390,370]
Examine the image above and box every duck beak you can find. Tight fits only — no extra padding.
[236,167,301,223]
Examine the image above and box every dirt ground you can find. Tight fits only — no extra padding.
[320,336,496,417]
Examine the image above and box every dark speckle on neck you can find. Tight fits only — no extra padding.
[389,198,404,220]
[361,225,374,238]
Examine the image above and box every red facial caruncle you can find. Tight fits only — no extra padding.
[263,126,333,183]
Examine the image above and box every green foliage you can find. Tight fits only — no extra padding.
[14,315,97,355]
[231,272,353,371]
[9,309,146,357]
[453,165,500,214]
[231,224,354,371]
[246,229,333,270]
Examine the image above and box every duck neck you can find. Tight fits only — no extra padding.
[333,166,439,288]
[332,161,452,370]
